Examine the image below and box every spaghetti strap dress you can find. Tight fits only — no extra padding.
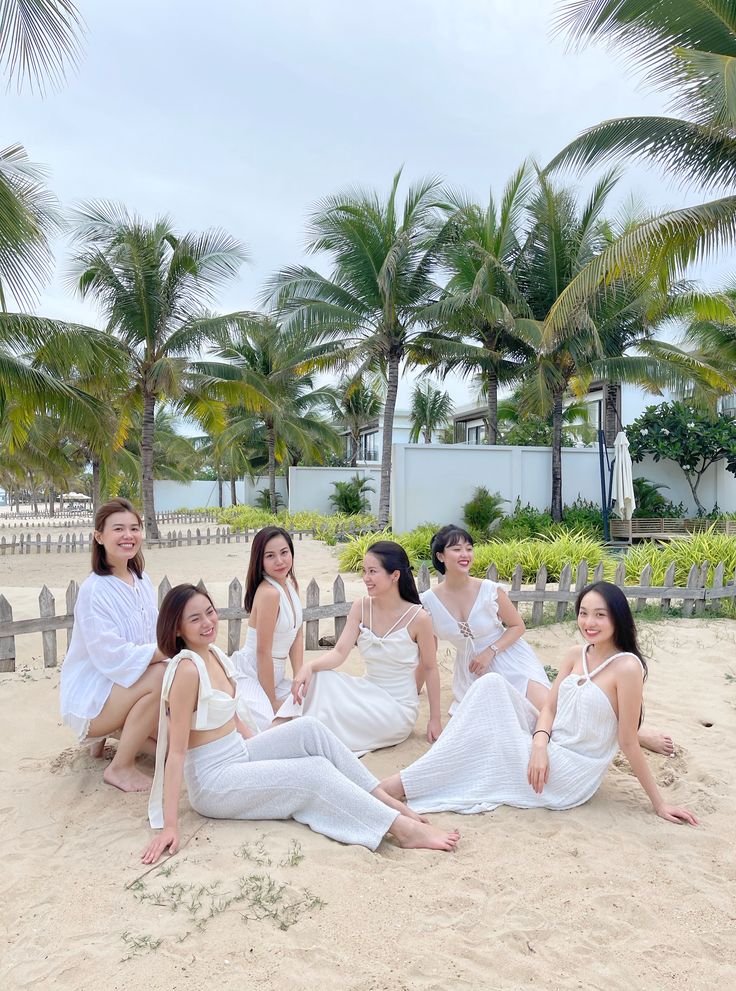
[232,576,303,731]
[276,598,422,755]
[400,646,641,814]
[421,579,550,714]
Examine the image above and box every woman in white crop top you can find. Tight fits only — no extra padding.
[231,526,304,731]
[142,584,460,864]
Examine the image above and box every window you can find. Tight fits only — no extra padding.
[359,431,379,461]
[467,423,486,445]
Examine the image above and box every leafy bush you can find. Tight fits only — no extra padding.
[254,488,285,511]
[462,487,507,538]
[217,505,276,530]
[623,528,736,585]
[401,523,441,566]
[338,530,403,572]
[216,505,377,544]
[632,477,685,518]
[470,530,611,582]
[559,498,603,539]
[329,474,375,515]
[495,500,554,540]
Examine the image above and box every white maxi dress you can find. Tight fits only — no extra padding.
[400,647,639,814]
[232,577,303,732]
[421,579,550,714]
[276,599,422,755]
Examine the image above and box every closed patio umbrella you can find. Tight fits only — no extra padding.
[611,431,636,520]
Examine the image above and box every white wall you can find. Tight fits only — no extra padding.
[153,476,288,512]
[288,466,382,515]
[633,456,736,514]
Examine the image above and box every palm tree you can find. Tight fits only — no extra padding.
[325,374,384,466]
[266,169,454,526]
[409,380,454,443]
[418,164,535,443]
[69,202,249,537]
[200,313,341,513]
[0,0,83,93]
[545,1,736,336]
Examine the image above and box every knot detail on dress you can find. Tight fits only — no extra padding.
[458,621,475,639]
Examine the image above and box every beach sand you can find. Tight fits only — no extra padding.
[1,534,734,990]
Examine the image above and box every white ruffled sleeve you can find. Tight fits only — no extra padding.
[77,583,157,687]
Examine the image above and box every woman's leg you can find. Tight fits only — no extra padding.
[87,662,165,792]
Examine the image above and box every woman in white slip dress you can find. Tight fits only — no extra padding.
[381,582,697,827]
[142,584,460,864]
[284,541,443,753]
[423,525,676,756]
[232,526,304,731]
[421,525,550,713]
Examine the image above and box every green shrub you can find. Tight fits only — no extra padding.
[623,528,736,585]
[338,529,400,572]
[560,498,604,539]
[328,474,374,515]
[471,530,611,582]
[254,488,285,511]
[631,477,685,518]
[462,487,507,537]
[217,505,276,530]
[402,523,441,567]
[495,500,554,540]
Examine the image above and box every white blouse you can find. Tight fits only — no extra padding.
[59,571,159,740]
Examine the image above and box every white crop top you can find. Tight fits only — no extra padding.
[148,645,255,828]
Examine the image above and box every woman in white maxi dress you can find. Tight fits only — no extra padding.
[142,584,460,864]
[286,542,444,753]
[232,527,304,732]
[382,582,697,827]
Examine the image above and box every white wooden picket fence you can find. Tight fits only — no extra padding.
[1,560,734,674]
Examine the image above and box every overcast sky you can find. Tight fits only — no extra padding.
[6,0,732,406]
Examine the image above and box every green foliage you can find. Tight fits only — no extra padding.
[329,474,374,515]
[338,529,401,572]
[471,530,611,582]
[462,487,507,538]
[215,505,377,546]
[560,497,603,539]
[495,500,554,540]
[623,528,736,586]
[254,488,285,511]
[632,477,685,519]
[217,505,277,530]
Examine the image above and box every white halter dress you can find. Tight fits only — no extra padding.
[232,576,303,732]
[421,579,550,714]
[276,598,422,755]
[400,646,639,814]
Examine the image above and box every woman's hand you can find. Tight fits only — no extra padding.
[291,663,314,704]
[527,744,549,794]
[469,647,494,676]
[426,718,443,743]
[141,826,179,864]
[656,803,699,826]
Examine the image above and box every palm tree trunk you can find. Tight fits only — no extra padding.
[350,429,359,467]
[424,426,431,443]
[551,389,564,523]
[230,475,237,506]
[485,370,499,444]
[604,382,618,446]
[49,485,55,517]
[91,458,101,514]
[141,389,160,539]
[378,351,400,527]
[217,476,223,508]
[267,420,277,514]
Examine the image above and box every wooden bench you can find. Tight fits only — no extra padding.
[610,518,736,544]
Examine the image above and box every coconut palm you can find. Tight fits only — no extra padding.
[325,374,384,466]
[545,1,736,336]
[68,202,249,537]
[265,169,454,526]
[0,0,83,93]
[418,164,535,443]
[409,380,454,443]
[199,313,341,513]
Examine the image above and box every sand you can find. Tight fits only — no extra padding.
[1,533,735,990]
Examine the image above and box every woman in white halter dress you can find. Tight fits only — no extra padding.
[381,582,697,828]
[286,541,444,753]
[277,597,425,755]
[232,527,304,732]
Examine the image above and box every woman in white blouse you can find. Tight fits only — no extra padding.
[59,498,167,792]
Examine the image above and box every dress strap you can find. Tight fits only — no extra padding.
[264,575,297,626]
[583,645,642,680]
[382,603,421,638]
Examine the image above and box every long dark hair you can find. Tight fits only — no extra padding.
[365,541,420,604]
[92,497,145,578]
[244,526,298,612]
[430,524,474,574]
[157,583,217,658]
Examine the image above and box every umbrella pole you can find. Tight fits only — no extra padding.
[598,428,610,542]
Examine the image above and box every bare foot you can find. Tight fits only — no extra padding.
[103,763,152,792]
[390,816,460,851]
[638,727,676,757]
[89,738,106,758]
[379,773,405,800]
[371,786,429,824]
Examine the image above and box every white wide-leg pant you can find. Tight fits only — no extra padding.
[184,717,398,849]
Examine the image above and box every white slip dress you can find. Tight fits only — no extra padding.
[232,576,303,732]
[421,579,551,714]
[276,598,422,756]
[400,646,639,814]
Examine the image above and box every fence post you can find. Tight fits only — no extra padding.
[333,575,347,639]
[575,560,588,595]
[416,564,430,593]
[636,564,652,613]
[556,562,571,622]
[694,562,708,616]
[35,532,41,554]
[158,576,172,607]
[710,561,724,613]
[593,561,604,583]
[682,564,699,618]
[614,559,626,588]
[305,579,320,650]
[510,563,523,606]
[661,562,676,613]
[39,585,57,667]
[0,595,15,672]
[486,563,499,582]
[66,581,79,649]
[531,565,547,626]
[228,578,243,655]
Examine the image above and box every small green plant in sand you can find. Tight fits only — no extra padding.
[279,839,305,867]
[235,835,272,866]
[120,931,162,961]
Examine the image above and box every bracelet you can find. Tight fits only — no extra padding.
[532,729,551,741]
